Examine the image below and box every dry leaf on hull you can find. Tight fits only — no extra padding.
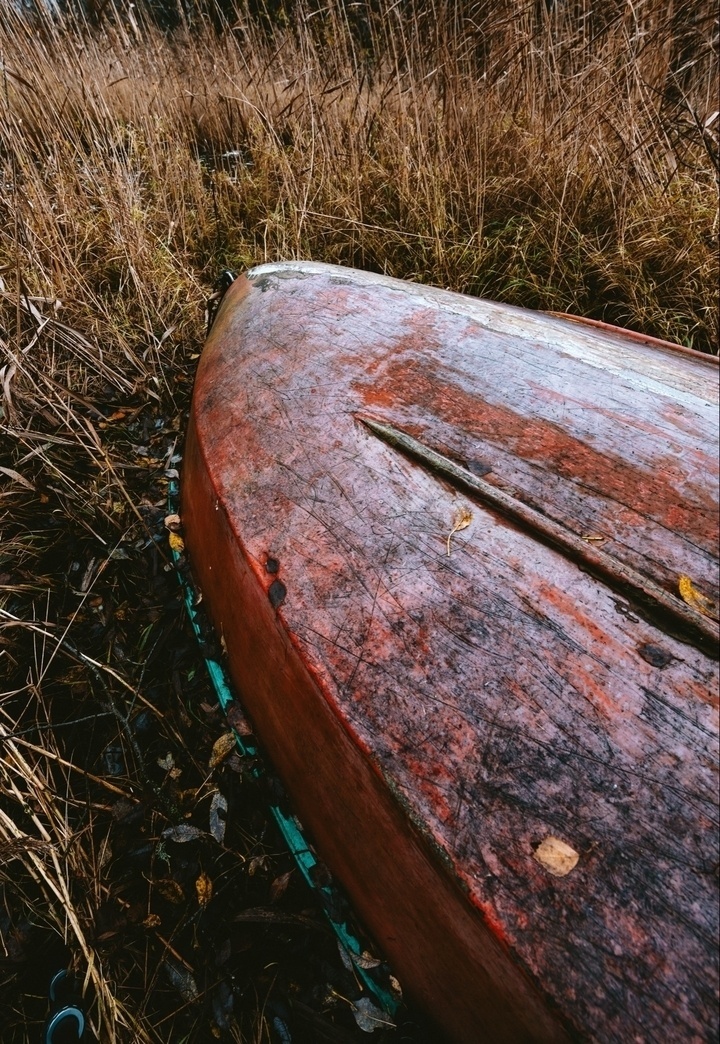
[678,575,718,620]
[533,836,580,877]
[446,506,472,556]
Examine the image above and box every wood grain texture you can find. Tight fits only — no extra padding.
[183,262,719,1043]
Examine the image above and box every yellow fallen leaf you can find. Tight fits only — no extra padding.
[533,836,579,877]
[196,871,213,907]
[446,505,472,556]
[208,731,236,770]
[169,531,185,554]
[678,575,718,620]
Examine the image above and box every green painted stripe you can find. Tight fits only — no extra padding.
[168,481,399,1016]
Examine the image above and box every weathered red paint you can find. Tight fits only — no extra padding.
[183,262,719,1043]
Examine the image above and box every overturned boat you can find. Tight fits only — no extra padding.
[182,262,719,1043]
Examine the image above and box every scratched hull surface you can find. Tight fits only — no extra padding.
[184,262,719,1043]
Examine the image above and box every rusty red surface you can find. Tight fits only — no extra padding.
[183,262,719,1043]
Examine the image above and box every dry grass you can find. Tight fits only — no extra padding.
[0,0,718,1040]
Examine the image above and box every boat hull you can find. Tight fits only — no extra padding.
[183,262,719,1042]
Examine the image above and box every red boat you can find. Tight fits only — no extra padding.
[183,262,719,1043]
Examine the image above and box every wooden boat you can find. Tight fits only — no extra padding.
[182,261,719,1043]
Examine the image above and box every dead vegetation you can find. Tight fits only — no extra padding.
[0,0,717,1040]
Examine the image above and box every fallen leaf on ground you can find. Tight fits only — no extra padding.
[337,942,353,972]
[212,979,235,1031]
[209,731,236,769]
[154,879,185,904]
[352,949,382,970]
[247,855,268,876]
[0,466,34,490]
[209,791,228,844]
[162,824,204,843]
[226,702,253,736]
[163,959,199,1002]
[353,997,395,1032]
[196,871,213,907]
[270,869,293,902]
[169,531,185,554]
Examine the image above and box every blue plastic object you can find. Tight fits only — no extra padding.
[44,971,85,1044]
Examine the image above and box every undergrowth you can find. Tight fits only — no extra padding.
[0,1,717,1041]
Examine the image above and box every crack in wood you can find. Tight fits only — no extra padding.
[359,415,719,657]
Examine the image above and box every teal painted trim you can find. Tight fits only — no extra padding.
[168,482,399,1017]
